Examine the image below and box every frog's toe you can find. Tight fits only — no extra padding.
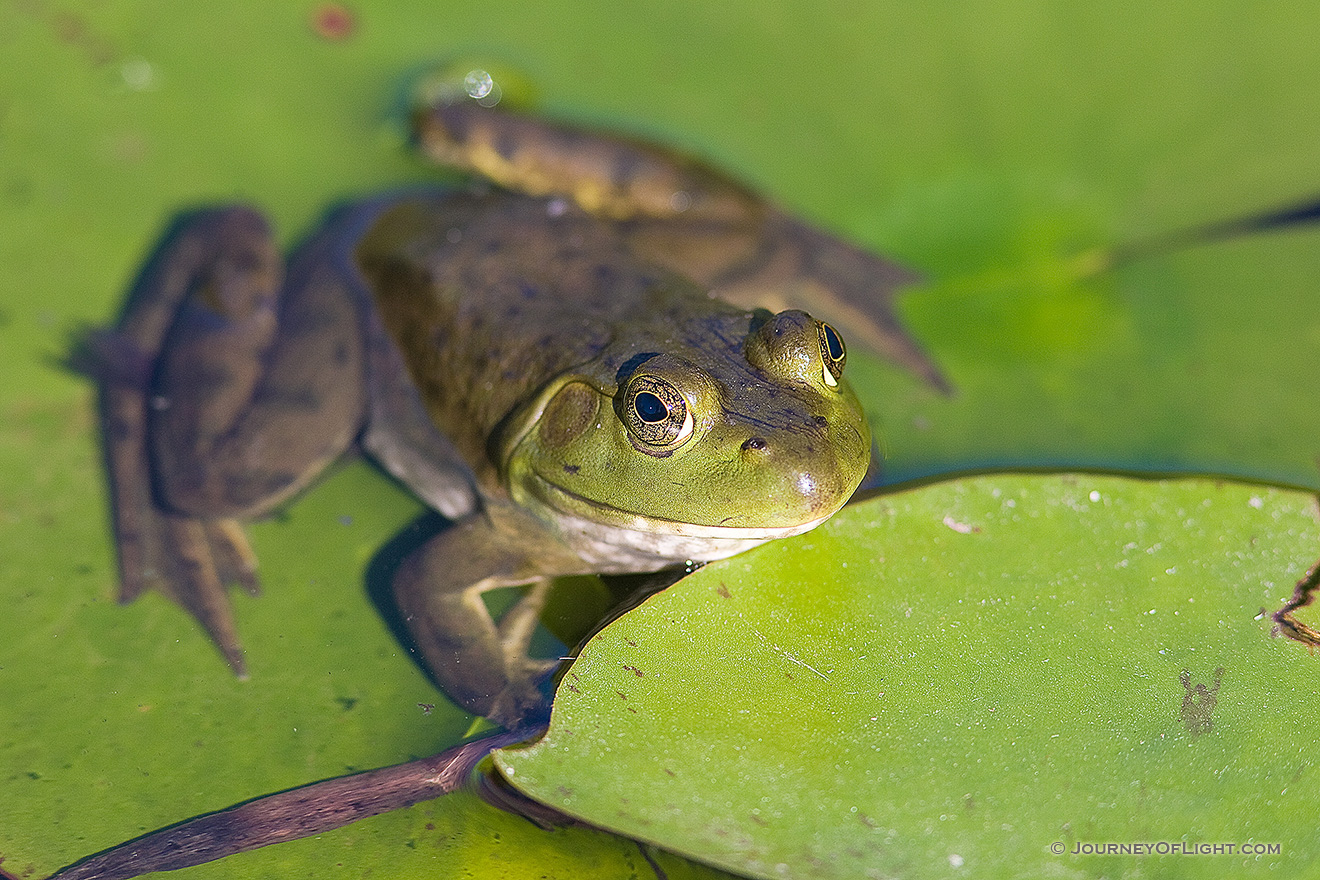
[121,509,257,678]
[158,515,253,677]
[494,581,551,654]
[488,586,560,725]
[205,519,261,598]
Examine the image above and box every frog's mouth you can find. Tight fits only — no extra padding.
[522,469,831,540]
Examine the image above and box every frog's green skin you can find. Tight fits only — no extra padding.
[362,193,869,551]
[98,100,938,728]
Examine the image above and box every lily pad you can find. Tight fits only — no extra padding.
[499,474,1320,878]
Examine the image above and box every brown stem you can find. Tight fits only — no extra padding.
[50,729,537,880]
[1272,556,1320,646]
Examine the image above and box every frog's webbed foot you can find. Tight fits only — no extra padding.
[94,208,366,675]
[137,514,258,676]
[704,212,952,394]
[617,207,950,391]
[93,322,260,676]
[394,504,585,727]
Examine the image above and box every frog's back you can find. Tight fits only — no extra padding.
[355,190,748,475]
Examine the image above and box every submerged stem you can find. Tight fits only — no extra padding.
[49,728,539,880]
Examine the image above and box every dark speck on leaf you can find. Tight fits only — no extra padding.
[334,697,358,711]
[716,583,731,599]
[622,664,643,677]
[563,464,580,475]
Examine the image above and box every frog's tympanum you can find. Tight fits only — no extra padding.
[52,88,943,879]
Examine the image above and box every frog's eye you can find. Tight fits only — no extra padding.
[623,376,694,449]
[817,321,846,387]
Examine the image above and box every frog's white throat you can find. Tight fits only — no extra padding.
[519,475,831,572]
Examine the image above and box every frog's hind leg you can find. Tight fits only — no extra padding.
[97,207,367,675]
[703,214,952,393]
[98,344,258,673]
[415,101,949,391]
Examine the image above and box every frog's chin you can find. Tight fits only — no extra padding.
[517,472,832,571]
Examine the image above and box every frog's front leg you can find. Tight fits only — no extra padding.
[98,208,367,674]
[394,500,588,727]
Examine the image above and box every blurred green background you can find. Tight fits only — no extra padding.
[1,1,1318,878]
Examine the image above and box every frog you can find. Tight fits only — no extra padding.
[56,88,943,879]
[95,92,942,727]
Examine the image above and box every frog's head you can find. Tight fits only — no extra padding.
[502,309,871,564]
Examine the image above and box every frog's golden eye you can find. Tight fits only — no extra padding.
[623,376,693,449]
[817,321,846,387]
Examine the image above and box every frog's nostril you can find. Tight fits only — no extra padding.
[742,436,768,452]
[812,415,829,429]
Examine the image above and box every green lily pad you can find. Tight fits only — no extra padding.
[498,474,1320,878]
[862,209,1320,490]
